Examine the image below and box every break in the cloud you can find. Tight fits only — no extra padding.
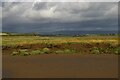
[2,2,118,33]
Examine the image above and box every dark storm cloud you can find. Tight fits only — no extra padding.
[0,2,1,7]
[2,2,118,33]
[0,1,2,32]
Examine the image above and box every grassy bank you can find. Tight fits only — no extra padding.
[2,35,119,56]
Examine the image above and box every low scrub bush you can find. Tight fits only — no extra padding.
[19,49,29,56]
[11,51,19,56]
[90,47,100,54]
[55,50,64,54]
[113,47,120,55]
[55,49,75,54]
[42,48,50,54]
[30,50,43,55]
[11,49,29,56]
[64,49,73,54]
[20,51,29,56]
[91,49,100,54]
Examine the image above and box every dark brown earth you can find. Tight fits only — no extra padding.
[2,54,118,78]
[2,43,119,55]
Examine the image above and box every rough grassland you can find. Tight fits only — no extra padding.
[1,35,119,55]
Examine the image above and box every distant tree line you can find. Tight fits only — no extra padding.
[1,32,119,36]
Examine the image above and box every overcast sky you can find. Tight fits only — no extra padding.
[2,2,118,33]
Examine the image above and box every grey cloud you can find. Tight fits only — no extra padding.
[33,2,57,10]
[0,2,2,31]
[32,2,47,10]
[2,2,118,33]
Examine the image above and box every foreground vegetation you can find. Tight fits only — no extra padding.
[2,35,120,56]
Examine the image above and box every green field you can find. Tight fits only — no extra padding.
[1,35,119,56]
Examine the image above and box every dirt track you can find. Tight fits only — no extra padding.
[2,54,118,78]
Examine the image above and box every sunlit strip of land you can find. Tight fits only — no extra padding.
[1,35,118,46]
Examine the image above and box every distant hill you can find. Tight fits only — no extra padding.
[1,30,118,36]
[51,30,118,36]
